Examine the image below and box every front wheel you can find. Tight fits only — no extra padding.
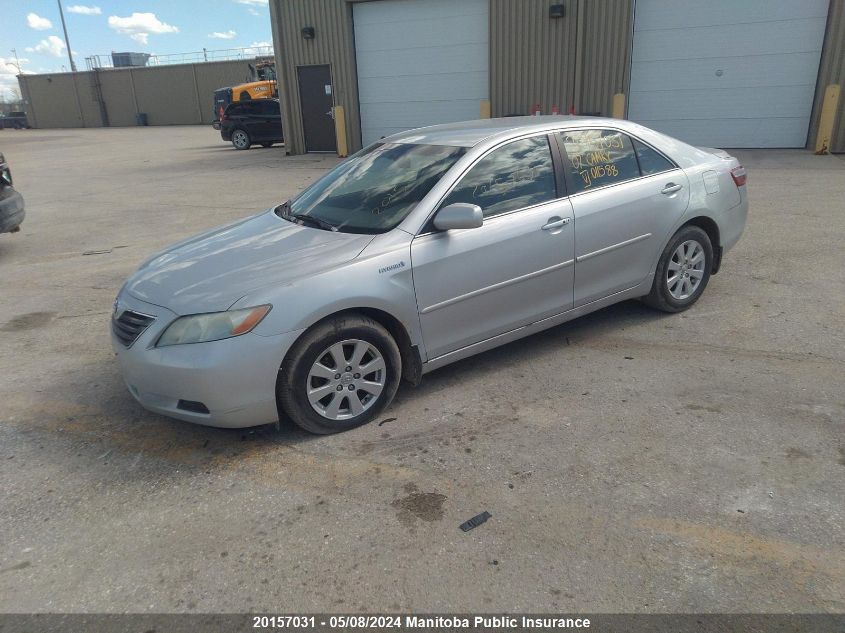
[231,128,251,150]
[277,314,402,434]
[643,225,713,313]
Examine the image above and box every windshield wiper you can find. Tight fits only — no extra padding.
[276,204,337,232]
[290,212,337,232]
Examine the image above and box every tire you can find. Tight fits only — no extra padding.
[260,142,273,148]
[643,225,713,313]
[278,313,402,435]
[231,128,251,150]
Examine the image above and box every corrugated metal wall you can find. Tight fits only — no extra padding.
[490,0,632,118]
[489,0,579,116]
[577,0,633,116]
[17,59,254,128]
[270,0,360,155]
[808,0,845,152]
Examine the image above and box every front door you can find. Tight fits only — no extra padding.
[254,99,281,140]
[555,129,690,306]
[297,65,336,152]
[411,135,575,360]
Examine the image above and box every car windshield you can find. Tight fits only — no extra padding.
[283,142,466,234]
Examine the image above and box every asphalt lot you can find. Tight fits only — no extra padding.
[0,126,843,613]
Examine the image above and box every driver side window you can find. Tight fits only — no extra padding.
[441,135,557,218]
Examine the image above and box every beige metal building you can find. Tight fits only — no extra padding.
[270,0,845,155]
[17,59,258,128]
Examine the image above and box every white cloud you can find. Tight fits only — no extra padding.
[0,56,29,99]
[209,30,237,40]
[242,41,273,55]
[248,8,261,16]
[26,36,67,58]
[67,5,102,15]
[108,12,178,45]
[27,13,53,30]
[235,0,268,5]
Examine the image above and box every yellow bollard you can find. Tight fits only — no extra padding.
[815,84,840,155]
[480,99,491,119]
[333,105,348,158]
[611,93,626,119]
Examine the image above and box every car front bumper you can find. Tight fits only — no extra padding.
[111,293,304,428]
[0,189,25,233]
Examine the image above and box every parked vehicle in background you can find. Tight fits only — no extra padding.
[0,112,30,130]
[0,153,25,234]
[211,59,278,129]
[113,116,747,434]
[211,87,233,129]
[219,99,283,149]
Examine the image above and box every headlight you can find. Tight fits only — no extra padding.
[157,305,271,347]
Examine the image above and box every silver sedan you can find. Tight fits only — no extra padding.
[111,116,748,434]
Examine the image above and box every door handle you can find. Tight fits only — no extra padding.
[661,183,683,195]
[542,217,571,230]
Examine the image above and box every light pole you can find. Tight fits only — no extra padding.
[10,48,21,74]
[56,0,77,72]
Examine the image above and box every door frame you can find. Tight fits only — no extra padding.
[296,63,337,153]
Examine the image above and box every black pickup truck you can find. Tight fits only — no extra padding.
[0,111,30,130]
[0,153,25,234]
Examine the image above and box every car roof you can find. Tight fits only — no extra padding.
[385,115,648,147]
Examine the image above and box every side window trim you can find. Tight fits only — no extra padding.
[547,132,569,199]
[550,132,579,199]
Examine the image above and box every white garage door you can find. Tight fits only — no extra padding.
[353,0,488,146]
[628,0,829,148]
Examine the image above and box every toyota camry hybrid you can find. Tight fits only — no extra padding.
[111,116,747,434]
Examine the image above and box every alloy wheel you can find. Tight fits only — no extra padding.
[667,239,705,300]
[306,339,386,420]
[232,130,249,149]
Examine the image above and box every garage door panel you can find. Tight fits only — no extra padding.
[638,118,810,148]
[359,72,488,105]
[633,0,829,31]
[355,43,488,79]
[362,100,483,128]
[629,0,828,148]
[353,0,486,26]
[630,85,820,120]
[632,18,828,62]
[354,18,486,52]
[354,0,489,146]
[631,52,824,91]
[361,100,482,143]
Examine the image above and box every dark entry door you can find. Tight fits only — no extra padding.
[297,65,336,152]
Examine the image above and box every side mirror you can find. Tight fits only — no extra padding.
[433,203,483,231]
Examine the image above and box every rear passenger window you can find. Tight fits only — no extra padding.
[258,100,279,115]
[632,138,675,175]
[557,129,639,193]
[441,136,557,218]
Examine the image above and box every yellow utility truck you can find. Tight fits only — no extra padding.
[212,59,278,125]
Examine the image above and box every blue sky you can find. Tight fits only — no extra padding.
[1,0,273,99]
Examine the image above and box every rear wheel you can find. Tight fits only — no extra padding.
[643,225,713,313]
[231,128,251,150]
[277,314,401,434]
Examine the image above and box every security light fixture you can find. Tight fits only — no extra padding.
[549,4,565,18]
[302,26,315,39]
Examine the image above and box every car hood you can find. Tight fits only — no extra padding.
[125,209,374,314]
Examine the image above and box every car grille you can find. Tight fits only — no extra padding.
[112,310,155,347]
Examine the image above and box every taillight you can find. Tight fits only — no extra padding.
[731,166,747,187]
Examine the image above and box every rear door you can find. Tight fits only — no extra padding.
[555,129,690,306]
[411,134,575,359]
[254,100,281,140]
